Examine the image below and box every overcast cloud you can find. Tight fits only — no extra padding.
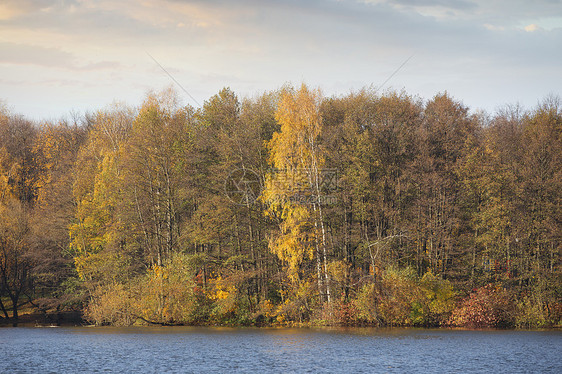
[1,0,560,120]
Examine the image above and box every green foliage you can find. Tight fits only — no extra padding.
[355,283,381,324]
[514,295,548,328]
[376,267,422,326]
[419,272,456,325]
[354,269,455,327]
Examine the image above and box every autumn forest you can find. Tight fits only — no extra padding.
[0,85,560,328]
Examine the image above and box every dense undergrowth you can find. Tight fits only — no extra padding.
[83,254,561,329]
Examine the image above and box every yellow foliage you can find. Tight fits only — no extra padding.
[265,184,315,282]
[269,84,324,169]
[262,84,328,290]
[209,275,236,301]
[207,274,238,317]
[327,260,351,284]
[275,313,286,324]
[260,299,275,318]
[148,264,168,280]
[74,251,129,284]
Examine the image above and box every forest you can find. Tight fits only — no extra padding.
[0,85,560,328]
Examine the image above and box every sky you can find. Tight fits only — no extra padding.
[1,0,561,121]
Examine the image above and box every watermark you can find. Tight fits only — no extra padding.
[268,168,339,192]
[224,167,339,206]
[224,168,262,205]
[270,193,338,205]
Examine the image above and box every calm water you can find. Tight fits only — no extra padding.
[0,327,560,373]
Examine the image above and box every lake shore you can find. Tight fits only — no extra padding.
[3,310,561,331]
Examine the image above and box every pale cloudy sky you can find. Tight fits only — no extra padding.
[1,0,561,120]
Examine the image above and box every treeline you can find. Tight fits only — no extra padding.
[0,86,560,328]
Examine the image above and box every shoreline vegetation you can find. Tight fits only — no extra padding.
[0,85,560,329]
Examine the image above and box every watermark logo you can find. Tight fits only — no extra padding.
[224,168,262,205]
[268,168,338,192]
[224,167,339,206]
[277,193,338,205]
[267,167,339,205]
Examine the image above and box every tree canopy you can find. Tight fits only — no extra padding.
[0,87,560,328]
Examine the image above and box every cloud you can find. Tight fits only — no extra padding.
[483,23,505,31]
[0,0,54,20]
[77,61,123,71]
[0,0,561,119]
[0,42,75,68]
[363,0,562,29]
[393,0,475,8]
[524,24,540,32]
[0,42,123,71]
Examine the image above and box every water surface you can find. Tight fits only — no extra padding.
[1,327,560,373]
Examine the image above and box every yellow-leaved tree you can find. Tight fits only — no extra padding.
[264,84,331,303]
[69,104,134,284]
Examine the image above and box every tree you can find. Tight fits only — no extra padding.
[0,197,31,320]
[0,107,39,321]
[516,97,561,288]
[412,93,477,277]
[265,84,332,302]
[121,89,195,266]
[69,103,135,285]
[29,119,87,308]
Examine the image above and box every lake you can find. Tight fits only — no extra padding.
[1,327,560,373]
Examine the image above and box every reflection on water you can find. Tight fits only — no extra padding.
[1,327,560,373]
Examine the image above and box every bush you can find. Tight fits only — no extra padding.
[355,283,381,325]
[449,284,514,328]
[85,283,136,326]
[354,269,457,327]
[313,294,360,326]
[275,281,314,324]
[354,267,422,326]
[377,267,423,326]
[419,272,456,326]
[85,253,212,326]
[514,295,548,328]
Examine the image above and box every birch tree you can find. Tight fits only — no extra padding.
[265,84,331,302]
